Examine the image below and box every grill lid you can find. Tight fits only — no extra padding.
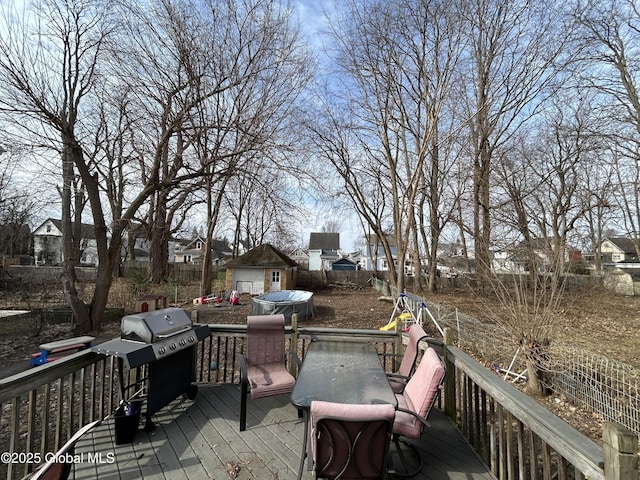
[121,307,193,343]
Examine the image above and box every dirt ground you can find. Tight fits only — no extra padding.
[2,284,638,446]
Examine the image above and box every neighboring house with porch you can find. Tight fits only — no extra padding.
[600,236,639,264]
[175,236,207,264]
[174,236,231,267]
[32,218,98,266]
[308,232,340,271]
[224,243,297,294]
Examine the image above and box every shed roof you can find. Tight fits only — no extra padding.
[225,244,297,268]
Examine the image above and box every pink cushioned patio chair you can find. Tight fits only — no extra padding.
[391,347,446,477]
[239,314,300,432]
[385,323,430,394]
[311,400,395,480]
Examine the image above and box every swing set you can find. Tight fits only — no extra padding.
[379,292,444,336]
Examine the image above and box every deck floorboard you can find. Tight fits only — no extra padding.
[71,384,495,480]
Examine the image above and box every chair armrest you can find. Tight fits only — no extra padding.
[395,407,430,428]
[386,373,409,380]
[288,349,302,370]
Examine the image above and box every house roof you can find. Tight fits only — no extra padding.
[178,236,207,251]
[35,218,96,239]
[332,257,357,266]
[364,233,396,246]
[309,232,340,250]
[225,244,297,268]
[605,237,637,254]
[288,247,309,258]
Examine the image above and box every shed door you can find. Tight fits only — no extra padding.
[234,268,264,295]
[269,270,281,291]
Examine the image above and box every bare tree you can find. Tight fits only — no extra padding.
[321,0,466,294]
[0,0,118,331]
[574,0,640,257]
[460,0,571,288]
[0,146,36,256]
[0,0,311,331]
[487,258,566,397]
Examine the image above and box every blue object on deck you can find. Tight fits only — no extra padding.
[30,336,95,366]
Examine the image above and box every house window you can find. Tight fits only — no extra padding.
[196,241,202,249]
[184,255,192,263]
[46,224,51,233]
[271,271,280,283]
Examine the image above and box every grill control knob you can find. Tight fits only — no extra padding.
[179,339,186,346]
[170,343,177,350]
[188,335,195,343]
[158,347,166,355]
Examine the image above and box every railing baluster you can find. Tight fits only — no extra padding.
[40,383,51,457]
[517,419,526,479]
[26,388,37,478]
[529,428,538,480]
[8,397,20,480]
[542,441,552,480]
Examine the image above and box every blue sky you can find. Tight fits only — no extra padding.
[293,0,332,46]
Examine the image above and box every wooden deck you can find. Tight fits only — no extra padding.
[70,384,495,480]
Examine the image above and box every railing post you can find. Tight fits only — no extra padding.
[443,327,457,422]
[603,422,638,480]
[290,313,299,377]
[394,315,403,371]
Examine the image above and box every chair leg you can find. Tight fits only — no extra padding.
[240,380,248,432]
[390,435,423,478]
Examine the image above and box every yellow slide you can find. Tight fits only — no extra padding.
[379,319,398,331]
[380,312,414,331]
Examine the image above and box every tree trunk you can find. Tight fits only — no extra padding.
[60,132,92,332]
[524,357,546,397]
[148,188,170,284]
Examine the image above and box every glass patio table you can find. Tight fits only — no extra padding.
[290,340,397,479]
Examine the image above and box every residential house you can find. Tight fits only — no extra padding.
[33,218,98,266]
[224,244,298,294]
[491,238,574,273]
[175,236,207,265]
[600,237,639,264]
[288,247,309,270]
[308,232,340,271]
[174,236,231,267]
[491,249,528,273]
[359,234,397,272]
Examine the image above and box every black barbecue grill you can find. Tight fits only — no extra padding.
[93,307,210,431]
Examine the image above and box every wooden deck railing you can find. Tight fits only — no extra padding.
[1,325,637,480]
